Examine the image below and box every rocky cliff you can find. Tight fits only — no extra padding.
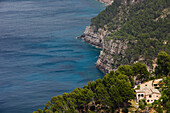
[79,0,169,74]
[79,0,131,73]
[79,25,128,73]
[79,26,108,48]
[96,39,128,73]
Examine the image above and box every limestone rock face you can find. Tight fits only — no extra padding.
[80,26,108,48]
[79,24,129,73]
[79,25,128,73]
[96,39,128,73]
[79,0,144,74]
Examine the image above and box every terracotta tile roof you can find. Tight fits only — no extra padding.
[145,89,152,95]
[136,90,145,93]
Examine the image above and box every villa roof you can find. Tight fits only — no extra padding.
[136,88,160,95]
[141,86,150,90]
[151,89,160,94]
[145,89,152,95]
[136,90,145,93]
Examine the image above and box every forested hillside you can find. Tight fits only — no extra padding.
[34,52,170,113]
[89,0,170,72]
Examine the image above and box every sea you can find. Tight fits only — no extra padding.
[0,0,105,112]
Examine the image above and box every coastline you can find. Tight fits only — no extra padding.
[78,0,142,74]
[79,0,170,74]
[0,0,107,113]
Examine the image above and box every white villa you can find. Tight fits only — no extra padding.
[135,79,162,104]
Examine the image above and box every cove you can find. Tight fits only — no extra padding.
[0,0,105,112]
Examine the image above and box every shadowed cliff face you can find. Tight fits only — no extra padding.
[80,26,108,48]
[96,39,128,73]
[79,24,128,73]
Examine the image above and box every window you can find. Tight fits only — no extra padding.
[147,100,150,102]
[157,95,158,97]
[149,95,152,98]
[138,94,140,97]
[154,84,157,86]
[141,94,144,97]
[151,100,153,101]
[145,84,147,86]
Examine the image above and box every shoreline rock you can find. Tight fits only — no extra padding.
[79,0,145,74]
[79,25,116,74]
[78,26,107,49]
[96,39,128,73]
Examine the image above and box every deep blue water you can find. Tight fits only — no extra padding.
[0,0,104,112]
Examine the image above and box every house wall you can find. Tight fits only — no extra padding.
[145,93,161,103]
[136,92,145,102]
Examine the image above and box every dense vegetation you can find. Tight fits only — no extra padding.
[91,0,125,31]
[92,0,170,69]
[155,51,170,76]
[33,52,170,113]
[34,71,135,113]
[152,76,170,113]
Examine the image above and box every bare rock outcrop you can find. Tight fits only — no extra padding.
[96,39,128,73]
[79,26,108,48]
[79,0,145,74]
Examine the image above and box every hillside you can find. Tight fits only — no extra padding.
[33,52,170,113]
[80,0,170,73]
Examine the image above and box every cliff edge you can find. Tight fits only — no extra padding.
[79,0,169,74]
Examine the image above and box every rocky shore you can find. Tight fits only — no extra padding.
[78,0,126,73]
[78,25,129,73]
[78,26,107,48]
[78,0,146,74]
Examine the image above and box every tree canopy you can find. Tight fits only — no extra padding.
[34,70,135,113]
[155,51,170,76]
[34,52,170,112]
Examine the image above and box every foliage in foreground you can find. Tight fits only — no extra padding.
[34,72,135,113]
[33,51,170,113]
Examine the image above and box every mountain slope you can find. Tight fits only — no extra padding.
[80,0,170,73]
[34,52,170,113]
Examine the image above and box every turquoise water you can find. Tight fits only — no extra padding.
[0,0,104,112]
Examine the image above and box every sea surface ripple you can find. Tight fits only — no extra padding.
[0,0,104,112]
